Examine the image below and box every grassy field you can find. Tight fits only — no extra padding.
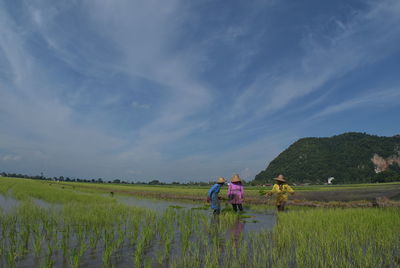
[1,176,400,267]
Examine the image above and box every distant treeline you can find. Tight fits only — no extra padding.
[0,172,230,186]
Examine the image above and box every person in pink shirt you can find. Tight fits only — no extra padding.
[228,174,244,212]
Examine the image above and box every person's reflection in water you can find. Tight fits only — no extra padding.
[209,214,221,240]
[229,220,245,246]
[210,213,220,225]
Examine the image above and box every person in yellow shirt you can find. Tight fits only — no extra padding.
[266,174,294,211]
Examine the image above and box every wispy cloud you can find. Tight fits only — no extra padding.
[232,0,400,123]
[312,88,400,119]
[0,0,214,179]
[82,0,214,152]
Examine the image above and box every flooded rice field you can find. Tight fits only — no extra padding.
[1,178,399,268]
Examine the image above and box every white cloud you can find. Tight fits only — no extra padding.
[2,155,21,161]
[131,101,150,109]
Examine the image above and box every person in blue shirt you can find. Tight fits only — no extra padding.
[207,177,226,215]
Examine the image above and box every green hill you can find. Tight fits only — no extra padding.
[254,132,400,184]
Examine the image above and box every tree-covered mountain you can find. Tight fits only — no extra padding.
[254,132,400,184]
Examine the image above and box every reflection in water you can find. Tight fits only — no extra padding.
[210,213,220,226]
[115,195,276,233]
[229,220,245,246]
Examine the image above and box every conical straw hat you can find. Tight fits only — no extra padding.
[231,174,241,183]
[274,174,286,182]
[217,177,226,183]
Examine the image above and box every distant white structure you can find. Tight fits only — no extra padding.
[327,177,335,184]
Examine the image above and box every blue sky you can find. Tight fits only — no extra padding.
[1,0,399,182]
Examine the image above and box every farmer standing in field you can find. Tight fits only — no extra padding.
[207,177,225,215]
[266,174,294,211]
[228,174,244,212]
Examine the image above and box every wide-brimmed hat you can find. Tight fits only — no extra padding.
[231,174,241,183]
[217,177,226,183]
[274,174,286,182]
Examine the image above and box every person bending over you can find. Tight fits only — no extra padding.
[207,177,225,215]
[266,174,294,211]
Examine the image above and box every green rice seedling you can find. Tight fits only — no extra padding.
[191,204,209,210]
[4,224,18,268]
[165,234,173,254]
[42,243,55,268]
[128,220,140,247]
[180,224,191,253]
[89,228,100,250]
[6,249,17,268]
[142,225,156,249]
[169,205,185,209]
[32,226,43,259]
[102,243,113,268]
[101,228,115,267]
[77,240,88,262]
[203,249,219,268]
[60,225,70,259]
[69,247,80,268]
[115,223,126,249]
[238,239,248,266]
[18,224,31,257]
[133,239,144,267]
[159,219,175,263]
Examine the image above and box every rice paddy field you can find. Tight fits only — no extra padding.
[1,176,399,267]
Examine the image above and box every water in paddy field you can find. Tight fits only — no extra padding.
[0,194,62,212]
[115,195,276,233]
[0,193,19,213]
[116,195,200,211]
[32,198,63,210]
